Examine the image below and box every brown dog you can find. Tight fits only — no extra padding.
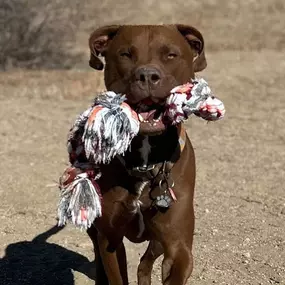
[86,24,207,285]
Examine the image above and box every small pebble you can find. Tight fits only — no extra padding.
[243,252,251,259]
[243,237,251,245]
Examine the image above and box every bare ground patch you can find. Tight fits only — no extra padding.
[0,50,284,284]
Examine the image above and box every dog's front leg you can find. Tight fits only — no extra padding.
[137,240,164,285]
[87,226,109,285]
[97,232,128,285]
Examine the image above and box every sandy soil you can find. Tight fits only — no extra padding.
[0,49,284,284]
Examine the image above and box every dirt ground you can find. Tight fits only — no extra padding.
[0,49,284,285]
[1,0,285,282]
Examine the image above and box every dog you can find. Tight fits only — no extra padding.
[86,24,207,285]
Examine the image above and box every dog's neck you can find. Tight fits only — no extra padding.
[137,135,152,168]
[122,126,181,169]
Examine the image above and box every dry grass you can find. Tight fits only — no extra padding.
[77,0,285,51]
[1,0,284,69]
[0,0,82,69]
[0,70,105,100]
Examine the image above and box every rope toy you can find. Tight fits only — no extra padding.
[57,167,102,229]
[57,77,225,230]
[68,92,139,165]
[165,78,225,123]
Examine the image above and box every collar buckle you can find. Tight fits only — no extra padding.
[133,164,156,172]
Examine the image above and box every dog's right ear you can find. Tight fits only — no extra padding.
[89,25,121,70]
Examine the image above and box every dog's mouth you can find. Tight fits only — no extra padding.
[130,98,167,135]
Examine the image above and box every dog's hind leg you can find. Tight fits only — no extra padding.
[137,240,164,285]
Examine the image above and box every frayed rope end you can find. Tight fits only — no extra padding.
[57,167,102,230]
[82,92,139,164]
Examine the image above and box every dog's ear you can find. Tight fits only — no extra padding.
[175,24,207,72]
[89,25,121,70]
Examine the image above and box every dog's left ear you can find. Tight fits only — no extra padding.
[175,24,207,72]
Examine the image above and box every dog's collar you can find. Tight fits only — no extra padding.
[117,123,186,179]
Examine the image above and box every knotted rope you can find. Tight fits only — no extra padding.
[57,78,225,230]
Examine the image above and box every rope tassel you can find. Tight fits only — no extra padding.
[82,92,139,164]
[57,167,102,230]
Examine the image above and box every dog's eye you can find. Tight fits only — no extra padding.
[120,51,132,58]
[167,53,178,59]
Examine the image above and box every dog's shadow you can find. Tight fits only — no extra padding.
[0,225,95,285]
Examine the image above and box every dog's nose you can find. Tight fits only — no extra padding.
[135,66,161,86]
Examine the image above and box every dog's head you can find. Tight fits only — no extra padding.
[89,24,207,135]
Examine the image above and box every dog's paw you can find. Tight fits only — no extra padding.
[156,194,172,208]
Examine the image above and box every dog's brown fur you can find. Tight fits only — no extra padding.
[86,24,207,285]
